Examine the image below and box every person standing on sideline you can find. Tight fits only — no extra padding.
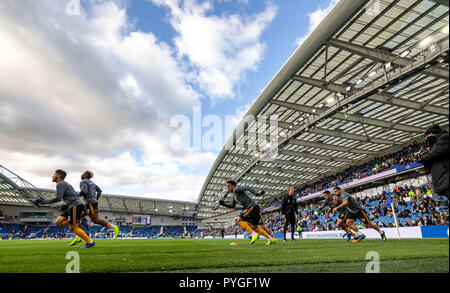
[281,187,298,242]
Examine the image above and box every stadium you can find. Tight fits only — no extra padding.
[0,0,449,275]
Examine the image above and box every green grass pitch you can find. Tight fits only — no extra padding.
[0,238,448,273]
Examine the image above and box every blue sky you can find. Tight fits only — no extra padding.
[0,0,337,201]
[127,0,336,164]
[130,0,337,178]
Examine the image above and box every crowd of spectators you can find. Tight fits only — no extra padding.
[195,225,241,238]
[262,141,426,210]
[285,184,448,232]
[201,183,448,237]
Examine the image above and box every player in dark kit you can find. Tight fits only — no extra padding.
[69,170,119,246]
[333,186,386,242]
[318,190,356,241]
[34,169,95,248]
[219,180,276,245]
[281,187,298,242]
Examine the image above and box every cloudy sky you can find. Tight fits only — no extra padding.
[0,0,337,202]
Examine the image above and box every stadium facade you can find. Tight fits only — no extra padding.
[0,164,197,226]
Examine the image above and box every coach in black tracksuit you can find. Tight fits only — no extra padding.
[281,187,299,241]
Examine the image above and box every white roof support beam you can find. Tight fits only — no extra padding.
[246,172,298,182]
[105,196,113,211]
[266,159,342,171]
[292,75,346,92]
[291,75,449,116]
[226,153,251,160]
[289,139,377,155]
[428,0,449,7]
[254,165,318,177]
[279,149,354,163]
[368,93,449,116]
[122,198,128,212]
[206,183,286,194]
[239,179,292,188]
[309,126,397,145]
[272,99,425,133]
[326,38,449,80]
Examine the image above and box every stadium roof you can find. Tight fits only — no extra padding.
[0,164,197,218]
[196,0,449,219]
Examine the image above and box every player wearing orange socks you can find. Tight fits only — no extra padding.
[34,169,95,248]
[219,180,276,245]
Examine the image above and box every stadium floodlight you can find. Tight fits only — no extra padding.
[420,37,432,47]
[442,25,449,34]
[400,50,410,58]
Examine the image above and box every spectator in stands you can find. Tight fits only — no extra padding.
[438,212,447,225]
[262,141,428,210]
[423,215,432,226]
[418,125,449,197]
[416,216,424,226]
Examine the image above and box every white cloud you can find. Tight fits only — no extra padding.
[151,0,278,99]
[0,0,216,202]
[295,0,339,47]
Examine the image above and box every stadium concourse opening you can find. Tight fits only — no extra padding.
[0,0,448,274]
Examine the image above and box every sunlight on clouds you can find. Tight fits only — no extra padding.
[151,0,278,99]
[0,0,214,201]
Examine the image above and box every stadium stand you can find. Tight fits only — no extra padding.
[261,140,427,210]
